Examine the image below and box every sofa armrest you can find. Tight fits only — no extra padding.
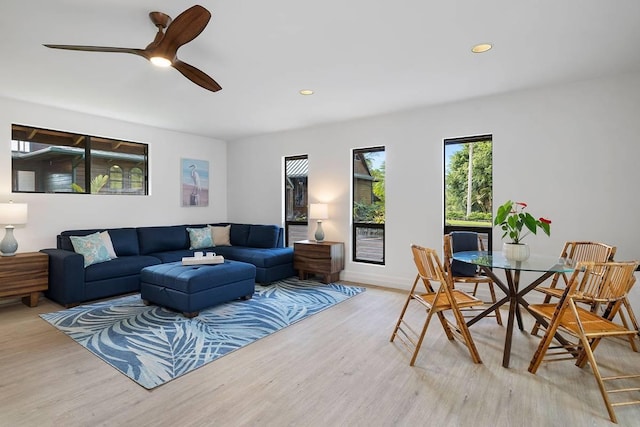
[40,248,85,307]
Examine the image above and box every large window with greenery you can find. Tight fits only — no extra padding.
[11,124,148,195]
[284,155,309,246]
[352,146,385,264]
[444,135,493,248]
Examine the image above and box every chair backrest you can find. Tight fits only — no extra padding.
[411,244,457,299]
[563,260,638,304]
[563,241,616,264]
[552,241,616,288]
[412,244,445,284]
[444,232,480,277]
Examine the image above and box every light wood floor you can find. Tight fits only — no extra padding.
[1,283,640,427]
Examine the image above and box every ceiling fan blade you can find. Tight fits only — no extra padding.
[44,44,146,57]
[43,6,221,93]
[173,60,221,92]
[154,5,211,57]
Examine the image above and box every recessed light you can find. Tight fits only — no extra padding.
[471,43,492,53]
[299,89,314,95]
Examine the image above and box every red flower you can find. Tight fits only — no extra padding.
[539,217,551,224]
[516,202,527,208]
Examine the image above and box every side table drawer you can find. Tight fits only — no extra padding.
[0,252,49,307]
[294,255,331,272]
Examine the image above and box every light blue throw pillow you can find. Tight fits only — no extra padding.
[70,232,113,267]
[187,227,213,249]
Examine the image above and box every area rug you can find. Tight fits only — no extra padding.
[40,278,365,389]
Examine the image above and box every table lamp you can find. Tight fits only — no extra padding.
[0,201,28,256]
[309,203,328,242]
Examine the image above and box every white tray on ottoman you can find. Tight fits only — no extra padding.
[181,255,225,265]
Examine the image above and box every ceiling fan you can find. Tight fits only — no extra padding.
[44,4,221,92]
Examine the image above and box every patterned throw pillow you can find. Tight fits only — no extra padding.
[69,232,113,267]
[100,231,118,259]
[187,227,213,249]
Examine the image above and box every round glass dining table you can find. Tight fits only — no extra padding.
[452,250,575,368]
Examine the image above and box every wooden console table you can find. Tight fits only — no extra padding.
[0,252,49,307]
[294,240,345,284]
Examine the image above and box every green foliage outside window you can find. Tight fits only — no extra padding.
[354,201,385,223]
[445,141,492,226]
[72,174,109,193]
[354,154,385,223]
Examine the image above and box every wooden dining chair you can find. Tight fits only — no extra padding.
[443,232,502,325]
[614,275,640,341]
[528,260,640,424]
[530,241,616,335]
[390,244,483,366]
[531,241,639,351]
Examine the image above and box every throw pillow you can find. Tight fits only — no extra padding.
[187,227,213,249]
[70,232,113,267]
[100,231,118,259]
[209,225,231,246]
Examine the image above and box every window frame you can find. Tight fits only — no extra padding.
[352,146,385,265]
[284,154,309,247]
[11,123,149,195]
[443,134,493,250]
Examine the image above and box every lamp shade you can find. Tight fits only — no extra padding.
[309,203,328,220]
[0,202,28,225]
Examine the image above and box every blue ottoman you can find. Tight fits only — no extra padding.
[140,260,256,317]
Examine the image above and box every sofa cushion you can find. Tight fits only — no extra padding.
[213,246,293,268]
[186,227,213,249]
[60,228,140,256]
[137,225,190,255]
[247,225,279,248]
[106,228,140,256]
[70,232,113,267]
[84,255,162,282]
[209,225,231,246]
[229,223,250,246]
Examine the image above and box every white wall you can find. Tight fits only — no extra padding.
[0,97,228,252]
[227,71,640,299]
[2,72,638,305]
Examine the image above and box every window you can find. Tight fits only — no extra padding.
[352,146,385,264]
[11,124,148,195]
[284,155,308,246]
[109,165,123,190]
[130,167,144,190]
[444,135,493,248]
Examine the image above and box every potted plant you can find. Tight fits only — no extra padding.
[494,200,551,261]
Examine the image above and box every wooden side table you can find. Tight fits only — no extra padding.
[0,252,49,307]
[294,240,345,284]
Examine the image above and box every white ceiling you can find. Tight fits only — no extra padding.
[2,0,640,141]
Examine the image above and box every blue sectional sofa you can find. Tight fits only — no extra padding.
[40,223,295,307]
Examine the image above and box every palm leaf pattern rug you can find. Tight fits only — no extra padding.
[40,278,365,389]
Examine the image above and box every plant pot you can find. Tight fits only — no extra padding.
[502,242,530,262]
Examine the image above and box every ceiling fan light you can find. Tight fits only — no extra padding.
[471,43,492,53]
[299,89,314,95]
[150,56,172,67]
